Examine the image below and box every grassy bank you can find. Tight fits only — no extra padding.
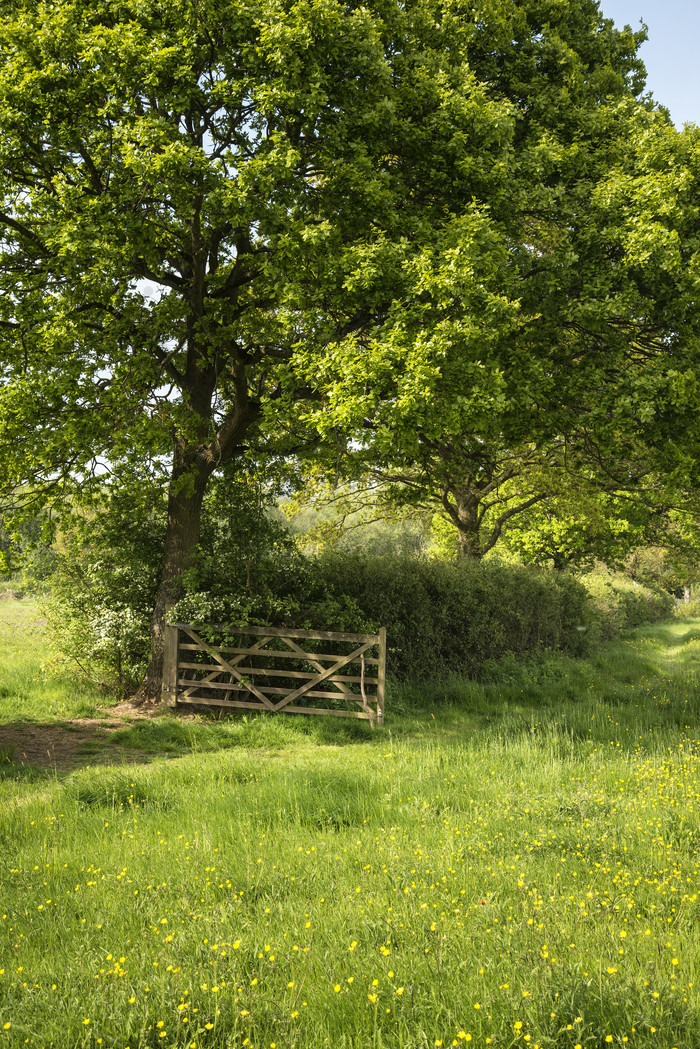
[2,606,700,1047]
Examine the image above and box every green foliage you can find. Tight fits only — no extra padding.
[297,17,700,568]
[626,545,683,595]
[43,473,679,690]
[175,549,372,640]
[0,508,58,596]
[41,469,304,693]
[427,511,461,561]
[283,482,431,559]
[582,570,674,641]
[40,490,165,693]
[323,553,599,676]
[178,550,596,680]
[9,0,690,691]
[1,0,696,690]
[195,466,298,596]
[0,0,592,655]
[502,484,658,572]
[625,518,700,600]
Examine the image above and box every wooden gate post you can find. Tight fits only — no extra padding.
[161,602,178,708]
[377,626,387,726]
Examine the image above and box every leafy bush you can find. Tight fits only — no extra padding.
[582,571,674,640]
[41,469,301,694]
[0,509,59,597]
[42,478,676,693]
[178,551,597,680]
[309,553,595,678]
[40,490,164,694]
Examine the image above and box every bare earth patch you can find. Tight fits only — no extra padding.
[0,702,168,771]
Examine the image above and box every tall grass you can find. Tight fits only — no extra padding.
[2,609,700,1047]
[0,601,112,722]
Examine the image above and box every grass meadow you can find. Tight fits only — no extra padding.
[2,603,700,1048]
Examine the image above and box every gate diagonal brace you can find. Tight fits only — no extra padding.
[273,642,374,711]
[280,636,354,696]
[180,627,275,709]
[179,633,276,700]
[180,635,274,698]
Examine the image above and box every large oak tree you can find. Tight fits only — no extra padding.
[0,0,690,696]
[299,36,700,565]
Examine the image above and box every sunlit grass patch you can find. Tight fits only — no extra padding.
[0,601,111,724]
[3,612,700,1046]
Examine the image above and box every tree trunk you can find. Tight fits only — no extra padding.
[456,527,482,559]
[132,352,260,705]
[452,492,483,559]
[133,446,214,704]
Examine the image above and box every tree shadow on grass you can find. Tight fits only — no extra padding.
[0,719,153,776]
[0,704,381,776]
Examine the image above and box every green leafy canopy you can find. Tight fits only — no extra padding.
[0,0,697,692]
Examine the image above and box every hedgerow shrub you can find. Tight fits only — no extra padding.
[308,553,595,678]
[582,571,674,640]
[177,551,596,681]
[40,491,164,694]
[42,486,675,692]
[40,470,296,695]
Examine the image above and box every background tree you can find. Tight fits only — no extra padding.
[283,478,431,557]
[500,480,661,571]
[298,17,700,551]
[625,512,700,601]
[294,436,560,560]
[287,431,678,567]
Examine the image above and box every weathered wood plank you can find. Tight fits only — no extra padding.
[176,695,375,719]
[168,620,386,725]
[177,643,380,665]
[176,679,376,702]
[275,642,374,707]
[179,665,232,702]
[180,626,275,709]
[280,633,353,696]
[377,625,387,726]
[176,661,379,686]
[172,622,379,644]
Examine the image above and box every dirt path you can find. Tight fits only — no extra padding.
[0,703,162,771]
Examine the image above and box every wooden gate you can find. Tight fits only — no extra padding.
[161,622,386,726]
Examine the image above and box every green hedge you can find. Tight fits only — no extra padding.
[582,572,674,641]
[178,552,596,681]
[312,554,597,678]
[44,500,676,691]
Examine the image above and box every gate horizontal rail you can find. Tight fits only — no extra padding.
[162,621,386,727]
